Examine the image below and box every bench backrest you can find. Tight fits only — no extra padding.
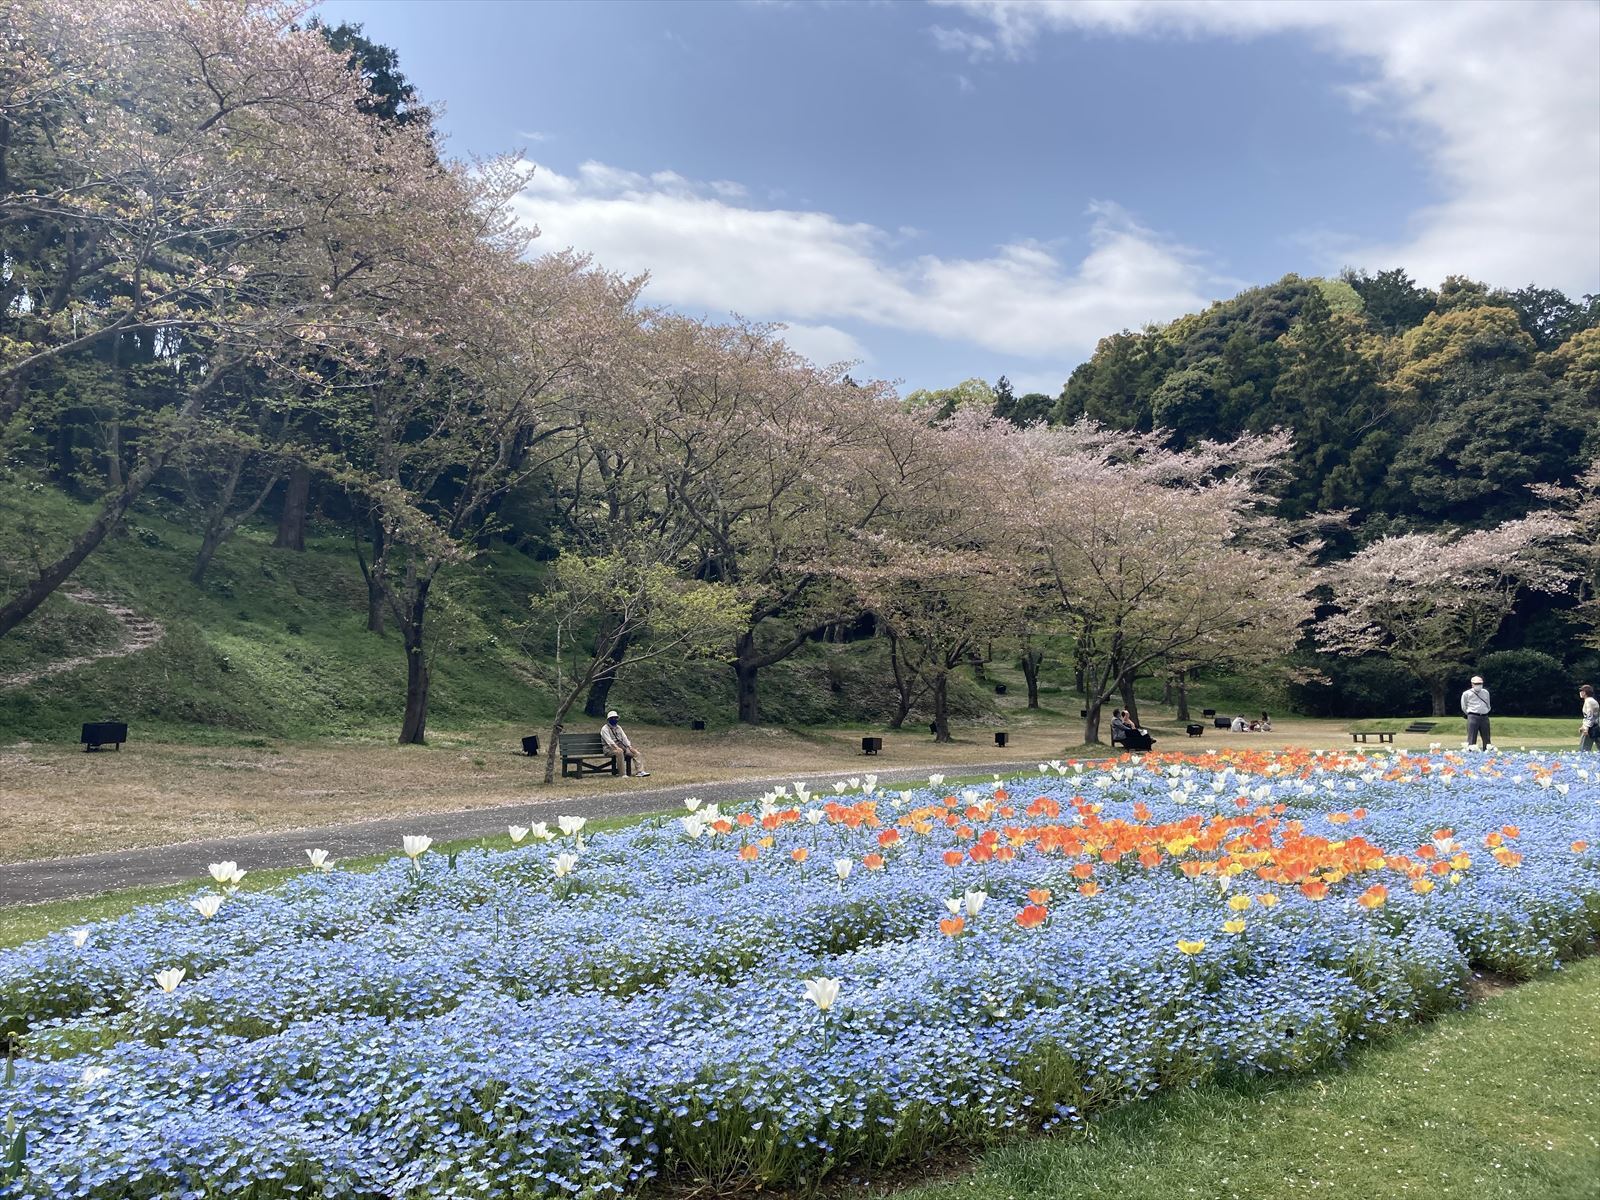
[558,732,609,755]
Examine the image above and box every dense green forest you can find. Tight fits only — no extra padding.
[5,10,1599,747]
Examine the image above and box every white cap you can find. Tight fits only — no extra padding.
[606,710,619,719]
[1470,676,1484,685]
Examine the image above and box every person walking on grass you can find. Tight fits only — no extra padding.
[600,710,649,776]
[1461,674,1492,750]
[1580,684,1600,752]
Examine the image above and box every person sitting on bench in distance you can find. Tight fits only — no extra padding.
[1111,708,1155,751]
[600,709,649,777]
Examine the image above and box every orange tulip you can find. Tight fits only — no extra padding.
[939,915,965,937]
[942,850,964,867]
[1077,881,1099,897]
[1070,862,1095,879]
[1572,840,1590,853]
[1027,888,1052,905]
[877,829,900,848]
[1014,904,1048,929]
[863,853,885,871]
[791,848,809,863]
[736,813,755,828]
[1357,884,1388,909]
[1300,880,1328,901]
[738,845,760,862]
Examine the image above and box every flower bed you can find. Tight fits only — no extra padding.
[1,749,1597,1198]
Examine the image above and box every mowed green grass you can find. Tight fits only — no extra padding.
[1349,715,1586,747]
[897,957,1600,1200]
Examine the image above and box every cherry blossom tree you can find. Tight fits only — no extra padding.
[0,0,486,640]
[1316,516,1570,714]
[1531,458,1600,649]
[1000,419,1317,744]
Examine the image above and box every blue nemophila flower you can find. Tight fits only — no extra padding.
[0,750,1595,1197]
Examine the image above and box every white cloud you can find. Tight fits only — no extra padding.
[515,161,1213,359]
[773,322,871,367]
[515,130,551,143]
[932,0,1600,295]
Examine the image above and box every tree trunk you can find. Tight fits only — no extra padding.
[887,629,915,729]
[736,660,759,724]
[191,523,227,586]
[1083,698,1105,746]
[733,629,761,725]
[398,579,433,745]
[932,673,951,743]
[190,452,245,586]
[105,418,122,490]
[1161,675,1174,706]
[1429,679,1447,717]
[354,517,386,635]
[275,463,311,550]
[1175,670,1190,722]
[583,620,632,717]
[1020,646,1042,709]
[1118,671,1140,728]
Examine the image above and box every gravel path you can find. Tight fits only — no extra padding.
[0,760,1042,906]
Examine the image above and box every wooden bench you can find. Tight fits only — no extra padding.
[558,732,620,778]
[1350,731,1396,744]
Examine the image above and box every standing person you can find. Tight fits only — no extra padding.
[1580,684,1600,751]
[600,710,649,777]
[1460,674,1492,750]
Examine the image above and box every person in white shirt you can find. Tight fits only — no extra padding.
[600,710,649,777]
[1579,684,1599,752]
[1460,675,1492,749]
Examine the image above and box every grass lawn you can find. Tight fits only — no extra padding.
[1347,715,1584,748]
[895,957,1600,1200]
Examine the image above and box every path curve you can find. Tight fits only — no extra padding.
[0,586,165,691]
[0,760,1046,907]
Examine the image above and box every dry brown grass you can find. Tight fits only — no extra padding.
[0,714,1373,864]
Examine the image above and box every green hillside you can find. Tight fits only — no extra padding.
[0,484,997,745]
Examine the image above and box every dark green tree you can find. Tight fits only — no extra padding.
[1342,267,1436,334]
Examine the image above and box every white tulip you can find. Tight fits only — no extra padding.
[402,835,432,860]
[207,861,238,885]
[685,797,702,811]
[508,826,529,845]
[793,782,811,801]
[1556,782,1571,796]
[154,967,185,993]
[681,814,707,840]
[529,822,553,841]
[805,808,825,826]
[551,852,579,877]
[803,976,841,1012]
[964,889,987,917]
[833,781,848,794]
[306,848,333,871]
[68,928,90,949]
[190,894,224,919]
[928,773,945,787]
[834,858,853,881]
[558,815,587,837]
[944,897,963,915]
[78,1065,111,1087]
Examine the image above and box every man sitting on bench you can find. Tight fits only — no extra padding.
[1110,709,1155,752]
[600,710,649,777]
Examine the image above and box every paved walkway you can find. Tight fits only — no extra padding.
[0,760,1041,907]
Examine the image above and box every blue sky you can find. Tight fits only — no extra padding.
[319,0,1600,396]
